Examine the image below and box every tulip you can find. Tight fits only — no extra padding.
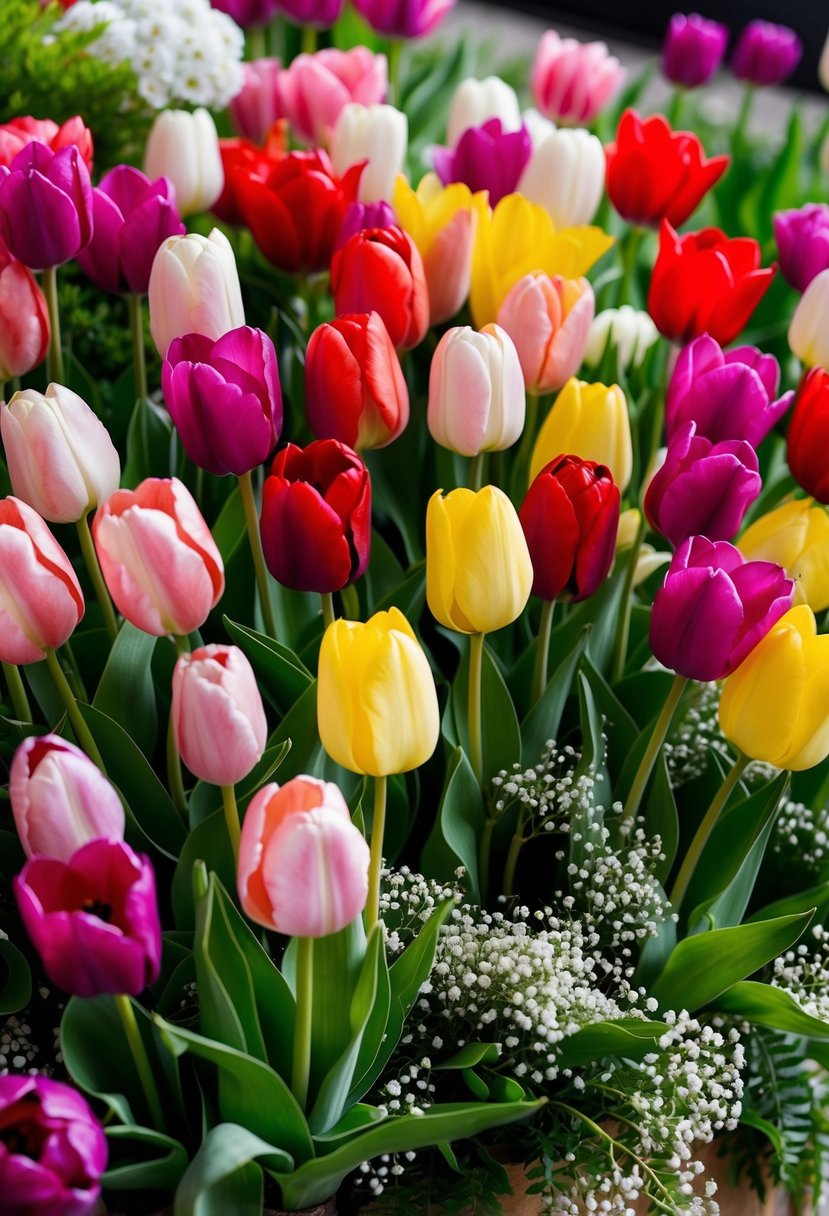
[213,135,282,229]
[517,128,605,228]
[788,367,829,503]
[433,119,532,208]
[665,334,792,447]
[10,733,124,862]
[0,142,92,270]
[774,204,829,294]
[583,306,658,371]
[75,165,186,296]
[497,274,594,395]
[427,323,525,456]
[15,839,162,997]
[148,229,245,358]
[530,377,632,491]
[649,535,793,683]
[306,313,408,449]
[335,199,397,251]
[93,478,224,638]
[0,239,49,382]
[731,20,802,86]
[278,47,388,148]
[644,422,760,547]
[230,59,284,144]
[0,1075,107,1216]
[351,0,455,39]
[0,115,94,170]
[279,0,346,26]
[0,497,84,664]
[161,326,282,477]
[261,440,371,594]
[446,76,522,147]
[330,103,408,204]
[739,499,829,614]
[1,385,121,524]
[531,30,625,125]
[238,776,369,935]
[789,268,829,370]
[211,0,281,24]
[522,108,557,150]
[143,108,224,218]
[648,220,774,347]
[318,606,439,774]
[662,13,728,87]
[172,644,267,786]
[331,225,429,350]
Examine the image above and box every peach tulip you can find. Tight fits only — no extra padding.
[497,274,595,394]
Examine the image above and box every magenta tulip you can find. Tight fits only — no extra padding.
[774,204,829,294]
[278,0,345,25]
[662,13,728,87]
[433,119,531,208]
[335,200,397,251]
[210,0,281,26]
[351,0,455,39]
[731,20,802,86]
[0,143,93,270]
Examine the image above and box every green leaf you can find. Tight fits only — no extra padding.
[451,640,521,785]
[556,1019,666,1069]
[172,810,235,931]
[223,616,312,714]
[188,739,292,826]
[92,623,158,756]
[420,746,485,900]
[749,881,829,926]
[548,559,629,677]
[434,1042,501,1070]
[520,627,590,765]
[0,938,31,1015]
[212,486,247,564]
[714,981,829,1039]
[174,1124,291,1216]
[569,673,608,872]
[122,394,176,487]
[104,1125,189,1191]
[311,1104,386,1147]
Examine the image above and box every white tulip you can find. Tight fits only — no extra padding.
[148,229,245,358]
[330,103,408,204]
[446,76,522,147]
[143,108,224,218]
[789,268,829,370]
[428,323,525,457]
[518,127,605,228]
[584,307,659,371]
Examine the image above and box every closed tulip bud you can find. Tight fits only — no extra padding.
[2,385,121,523]
[532,30,625,125]
[0,143,93,270]
[433,119,532,208]
[0,240,49,381]
[306,312,409,449]
[518,128,605,228]
[318,607,439,775]
[261,440,371,594]
[331,103,407,204]
[172,645,267,786]
[148,229,245,358]
[0,115,94,171]
[731,20,802,87]
[230,59,284,143]
[427,486,533,633]
[278,47,388,148]
[428,324,525,456]
[238,776,369,936]
[788,367,829,502]
[143,108,224,218]
[497,274,594,395]
[447,76,522,146]
[774,204,829,294]
[331,226,429,350]
[649,535,793,682]
[739,500,829,614]
[789,268,829,370]
[662,13,728,87]
[520,455,619,602]
[530,377,632,491]
[15,839,162,997]
[352,0,455,39]
[93,478,224,637]
[583,306,659,371]
[0,498,84,664]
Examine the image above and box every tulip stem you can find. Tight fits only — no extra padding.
[666,86,686,129]
[618,226,644,309]
[291,936,314,1110]
[469,452,486,491]
[621,674,687,824]
[514,392,540,495]
[76,512,119,642]
[733,85,755,157]
[221,784,241,864]
[239,471,278,641]
[366,774,387,937]
[669,752,750,912]
[166,712,188,821]
[340,583,360,621]
[387,38,403,106]
[502,829,526,898]
[247,24,266,61]
[115,994,166,1131]
[468,632,485,785]
[44,649,105,771]
[320,592,335,630]
[42,265,64,385]
[478,816,495,902]
[300,23,316,55]
[610,511,647,684]
[128,295,148,403]
[2,662,31,723]
[531,599,556,705]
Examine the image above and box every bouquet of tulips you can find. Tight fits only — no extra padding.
[3,1,829,1213]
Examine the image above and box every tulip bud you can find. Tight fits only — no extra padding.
[789,268,829,369]
[148,229,245,358]
[278,47,388,148]
[497,274,594,395]
[93,478,224,638]
[662,13,728,87]
[731,20,802,87]
[530,377,632,491]
[0,240,49,381]
[330,103,408,204]
[433,119,532,208]
[447,76,522,147]
[238,776,369,936]
[427,323,525,456]
[427,486,533,634]
[318,607,439,775]
[306,313,409,449]
[788,367,829,502]
[172,645,268,786]
[532,30,625,125]
[0,143,93,270]
[719,606,829,770]
[143,108,224,218]
[2,385,121,523]
[230,59,284,143]
[331,226,429,350]
[280,0,346,25]
[583,306,659,371]
[351,0,455,39]
[212,0,280,24]
[774,204,829,294]
[517,128,605,228]
[738,499,829,614]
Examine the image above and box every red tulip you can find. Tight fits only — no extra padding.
[787,367,829,504]
[212,123,287,228]
[330,225,429,350]
[0,115,94,170]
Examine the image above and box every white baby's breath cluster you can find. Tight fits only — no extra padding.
[772,926,829,1022]
[772,798,829,878]
[490,740,594,836]
[664,683,731,784]
[54,0,244,109]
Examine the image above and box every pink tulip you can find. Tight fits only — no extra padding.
[10,734,124,862]
[278,47,387,147]
[172,644,268,786]
[531,30,625,125]
[423,206,477,325]
[0,239,49,381]
[497,274,595,394]
[0,115,94,171]
[238,776,370,937]
[93,478,224,638]
[0,497,84,664]
[428,323,525,456]
[230,59,284,144]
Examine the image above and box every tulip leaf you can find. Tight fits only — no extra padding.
[548,559,629,679]
[122,394,177,488]
[311,1104,386,1147]
[569,674,609,873]
[451,640,521,786]
[174,1124,292,1216]
[92,623,158,756]
[222,616,313,714]
[188,738,292,826]
[172,810,236,931]
[373,560,427,621]
[104,1124,189,1192]
[748,881,829,927]
[212,486,247,564]
[613,713,680,880]
[578,656,639,771]
[0,937,31,1015]
[713,980,829,1040]
[555,1019,666,1069]
[421,746,485,901]
[434,1042,502,1070]
[520,626,591,765]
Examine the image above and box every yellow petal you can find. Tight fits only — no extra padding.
[426,488,475,632]
[453,486,533,633]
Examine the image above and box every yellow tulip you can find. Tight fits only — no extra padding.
[469,193,614,328]
[739,498,829,613]
[318,607,439,776]
[719,605,829,771]
[529,377,632,490]
[427,485,533,634]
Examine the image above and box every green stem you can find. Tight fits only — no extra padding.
[733,84,755,156]
[666,86,686,129]
[531,599,555,704]
[468,632,485,785]
[550,1102,677,1209]
[340,583,360,621]
[167,634,191,820]
[239,471,278,640]
[128,294,147,403]
[42,265,64,385]
[44,649,105,770]
[478,816,495,903]
[622,674,687,823]
[221,785,241,864]
[247,23,266,60]
[320,591,335,630]
[618,226,644,308]
[387,38,403,106]
[300,23,317,54]
[0,381,6,402]
[610,511,646,684]
[514,392,540,493]
[468,452,486,491]
[501,831,525,898]
[366,774,387,937]
[115,995,166,1131]
[669,752,750,911]
[76,512,118,642]
[2,662,31,723]
[61,638,87,701]
[291,937,314,1109]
